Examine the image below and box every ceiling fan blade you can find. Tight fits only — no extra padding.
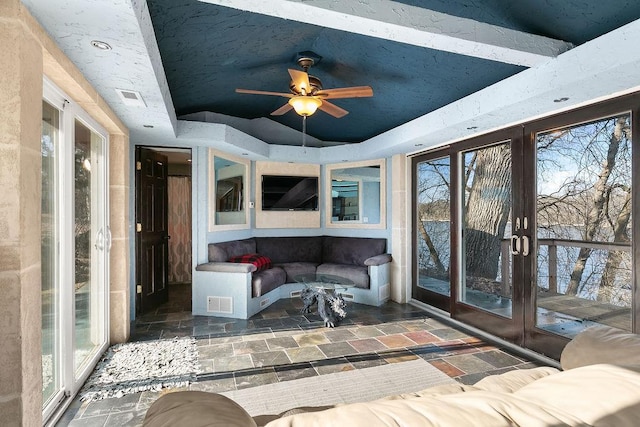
[318,100,348,118]
[288,69,311,95]
[316,86,373,99]
[236,88,293,98]
[271,103,293,116]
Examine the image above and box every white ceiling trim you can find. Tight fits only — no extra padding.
[358,18,640,158]
[200,0,573,67]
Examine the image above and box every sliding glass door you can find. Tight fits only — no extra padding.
[42,100,62,411]
[455,139,520,340]
[452,128,525,342]
[413,129,524,343]
[524,105,635,357]
[412,95,638,358]
[413,149,451,311]
[42,80,110,421]
[73,119,108,376]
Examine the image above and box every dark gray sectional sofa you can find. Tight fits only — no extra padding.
[193,236,392,318]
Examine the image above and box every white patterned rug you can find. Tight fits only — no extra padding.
[220,358,456,416]
[79,337,200,401]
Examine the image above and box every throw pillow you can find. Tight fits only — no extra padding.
[228,253,272,272]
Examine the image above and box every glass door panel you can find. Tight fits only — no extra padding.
[415,156,452,302]
[73,119,107,376]
[43,81,110,422]
[535,114,632,338]
[460,142,513,318]
[41,101,61,409]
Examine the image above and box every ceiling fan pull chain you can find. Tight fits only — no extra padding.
[302,115,307,153]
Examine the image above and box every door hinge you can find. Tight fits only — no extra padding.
[136,161,142,171]
[136,284,143,294]
[136,223,142,232]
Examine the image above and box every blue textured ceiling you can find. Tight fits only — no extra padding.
[147,0,640,144]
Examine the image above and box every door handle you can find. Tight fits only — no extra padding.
[510,235,520,255]
[522,235,530,256]
[106,226,112,252]
[95,228,105,251]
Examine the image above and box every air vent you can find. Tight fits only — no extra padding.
[341,293,354,300]
[115,89,146,107]
[290,290,302,298]
[260,298,271,307]
[207,296,233,314]
[379,284,390,300]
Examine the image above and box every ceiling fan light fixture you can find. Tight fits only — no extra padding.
[288,96,322,116]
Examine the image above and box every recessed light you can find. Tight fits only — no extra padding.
[143,124,154,128]
[90,40,112,50]
[554,97,569,103]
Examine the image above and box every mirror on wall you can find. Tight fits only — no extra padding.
[325,159,385,228]
[217,175,242,212]
[209,150,249,230]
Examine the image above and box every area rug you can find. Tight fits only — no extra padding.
[79,337,200,401]
[220,358,456,416]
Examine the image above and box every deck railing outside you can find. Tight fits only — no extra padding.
[499,238,631,296]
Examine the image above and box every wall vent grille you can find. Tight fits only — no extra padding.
[115,88,146,107]
[207,296,233,314]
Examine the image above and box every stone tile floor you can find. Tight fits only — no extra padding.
[56,283,549,426]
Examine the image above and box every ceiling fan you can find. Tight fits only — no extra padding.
[235,54,373,118]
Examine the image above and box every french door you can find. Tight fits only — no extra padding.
[413,94,638,359]
[42,80,110,420]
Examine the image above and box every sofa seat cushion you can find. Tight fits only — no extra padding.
[316,263,369,289]
[322,236,387,266]
[252,267,287,297]
[275,262,318,283]
[228,253,273,272]
[256,236,323,264]
[560,325,640,370]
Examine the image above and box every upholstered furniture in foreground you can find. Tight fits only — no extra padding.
[192,236,392,318]
[143,325,640,426]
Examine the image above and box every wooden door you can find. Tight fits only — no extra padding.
[136,147,169,314]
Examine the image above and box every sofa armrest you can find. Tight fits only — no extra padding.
[560,325,640,370]
[143,391,257,427]
[196,262,257,273]
[364,253,392,266]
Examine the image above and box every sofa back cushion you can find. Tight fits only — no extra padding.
[255,236,323,264]
[208,238,256,262]
[322,236,387,266]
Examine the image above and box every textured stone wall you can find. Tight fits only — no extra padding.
[0,2,131,424]
[0,1,44,425]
